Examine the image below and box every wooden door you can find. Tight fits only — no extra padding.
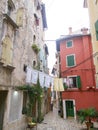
[66,100,74,117]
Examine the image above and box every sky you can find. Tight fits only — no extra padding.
[42,0,90,73]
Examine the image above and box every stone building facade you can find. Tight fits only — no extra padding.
[0,0,48,130]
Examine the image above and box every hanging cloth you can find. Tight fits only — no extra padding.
[26,66,32,83]
[54,78,59,91]
[31,69,38,84]
[58,78,64,91]
[44,75,51,88]
[39,72,45,88]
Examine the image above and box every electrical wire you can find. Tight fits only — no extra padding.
[62,52,98,74]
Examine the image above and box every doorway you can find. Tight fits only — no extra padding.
[0,91,8,130]
[63,99,76,119]
[66,100,74,117]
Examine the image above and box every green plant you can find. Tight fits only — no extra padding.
[32,44,40,54]
[36,77,43,123]
[17,78,43,123]
[77,107,98,130]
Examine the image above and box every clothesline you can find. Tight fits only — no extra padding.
[26,66,75,92]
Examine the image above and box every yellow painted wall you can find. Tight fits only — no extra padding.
[2,36,13,65]
[87,0,98,86]
[16,8,24,26]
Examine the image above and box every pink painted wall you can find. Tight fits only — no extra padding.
[60,35,95,90]
[59,34,98,110]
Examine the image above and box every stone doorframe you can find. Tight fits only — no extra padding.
[63,99,76,120]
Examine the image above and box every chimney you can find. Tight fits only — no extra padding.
[81,27,88,34]
[69,27,72,35]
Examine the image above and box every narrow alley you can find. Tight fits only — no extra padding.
[37,105,86,130]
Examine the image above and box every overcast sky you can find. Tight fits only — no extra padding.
[42,0,90,73]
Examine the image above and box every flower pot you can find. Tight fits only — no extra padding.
[27,116,32,123]
[85,122,94,130]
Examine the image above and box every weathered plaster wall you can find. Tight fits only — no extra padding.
[0,0,45,130]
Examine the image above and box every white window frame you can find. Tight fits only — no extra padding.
[67,75,78,88]
[66,54,76,67]
[66,40,73,48]
[63,99,76,120]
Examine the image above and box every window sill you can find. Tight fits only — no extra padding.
[3,64,15,70]
[66,65,76,68]
[0,60,4,65]
[3,13,18,28]
[65,88,79,92]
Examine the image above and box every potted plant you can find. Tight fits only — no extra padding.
[22,102,34,122]
[77,107,98,130]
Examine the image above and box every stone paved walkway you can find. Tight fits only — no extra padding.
[37,107,87,130]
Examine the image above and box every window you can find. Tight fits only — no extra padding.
[7,0,15,16]
[33,35,36,42]
[66,54,75,67]
[64,76,81,89]
[66,40,73,48]
[95,20,98,40]
[33,60,36,68]
[34,13,39,26]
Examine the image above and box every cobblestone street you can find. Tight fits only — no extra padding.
[37,106,87,130]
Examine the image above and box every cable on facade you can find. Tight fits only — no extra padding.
[62,51,98,74]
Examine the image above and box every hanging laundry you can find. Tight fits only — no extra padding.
[63,78,67,83]
[69,78,73,88]
[66,77,70,87]
[39,71,45,87]
[58,78,64,91]
[51,77,54,92]
[63,78,68,90]
[54,78,59,91]
[50,77,54,87]
[26,66,32,83]
[44,74,51,88]
[31,69,38,84]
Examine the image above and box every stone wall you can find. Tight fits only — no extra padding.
[0,0,46,130]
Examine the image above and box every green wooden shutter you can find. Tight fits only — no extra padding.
[63,83,68,90]
[95,20,98,40]
[77,76,81,88]
[67,55,75,67]
[67,41,72,47]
